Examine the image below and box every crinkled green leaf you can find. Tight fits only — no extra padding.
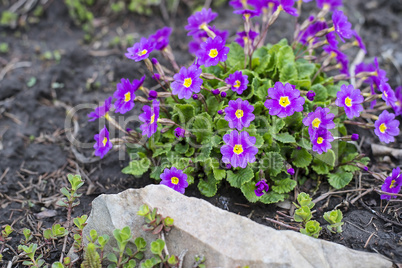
[197,174,218,197]
[252,77,272,101]
[314,149,336,167]
[291,148,312,168]
[190,112,213,142]
[173,104,195,124]
[273,132,296,143]
[279,62,298,82]
[310,84,328,102]
[327,170,354,189]
[260,152,284,177]
[122,158,151,176]
[174,142,189,154]
[226,167,254,188]
[152,144,172,157]
[240,180,260,203]
[296,62,316,79]
[226,42,245,68]
[259,191,286,204]
[272,178,297,194]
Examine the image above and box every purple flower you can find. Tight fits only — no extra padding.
[171,65,203,99]
[264,82,305,118]
[326,32,338,49]
[303,107,335,136]
[212,89,220,95]
[224,98,255,130]
[185,8,218,36]
[88,97,112,122]
[148,90,158,100]
[391,86,402,116]
[221,91,227,98]
[221,130,258,168]
[323,46,349,76]
[113,79,136,114]
[139,100,160,138]
[298,21,327,45]
[331,10,353,42]
[149,27,172,50]
[174,127,185,138]
[94,126,113,159]
[252,0,279,14]
[287,168,295,175]
[192,94,199,100]
[316,0,342,11]
[370,84,377,109]
[311,128,334,154]
[306,91,315,101]
[196,36,230,67]
[125,37,154,62]
[255,180,269,197]
[278,0,298,16]
[160,167,189,194]
[380,167,402,200]
[374,110,400,144]
[355,58,388,88]
[379,82,397,107]
[234,9,259,20]
[351,133,359,141]
[225,71,249,95]
[235,31,259,48]
[352,30,366,53]
[335,84,364,119]
[188,26,229,54]
[226,163,232,169]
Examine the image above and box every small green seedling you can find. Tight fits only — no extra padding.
[300,220,322,238]
[323,209,344,233]
[43,224,69,240]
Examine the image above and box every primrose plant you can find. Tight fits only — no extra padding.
[86,0,400,204]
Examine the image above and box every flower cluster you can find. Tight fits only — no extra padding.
[380,167,402,200]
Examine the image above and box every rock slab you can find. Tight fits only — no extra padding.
[82,185,392,268]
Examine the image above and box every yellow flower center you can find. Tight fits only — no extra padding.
[323,3,331,11]
[235,109,244,119]
[234,80,241,88]
[102,137,108,147]
[243,36,249,44]
[171,176,179,185]
[233,144,243,155]
[150,114,155,124]
[330,51,337,58]
[244,13,250,20]
[137,49,148,56]
[279,96,290,107]
[124,92,131,102]
[312,118,321,128]
[317,137,324,144]
[396,100,401,107]
[104,112,110,120]
[345,97,352,107]
[379,123,387,133]
[389,179,396,188]
[383,91,388,98]
[209,49,218,58]
[199,22,207,30]
[183,78,192,88]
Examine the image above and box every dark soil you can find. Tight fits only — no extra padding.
[0,0,401,266]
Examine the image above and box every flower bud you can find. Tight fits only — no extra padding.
[148,90,158,100]
[192,94,198,100]
[306,91,316,101]
[174,127,186,138]
[152,73,160,80]
[351,133,359,141]
[212,89,220,95]
[151,58,159,65]
[220,91,227,98]
[287,168,295,175]
[218,110,224,115]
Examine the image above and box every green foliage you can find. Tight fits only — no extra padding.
[0,11,18,26]
[300,220,322,238]
[43,224,68,240]
[296,192,315,209]
[0,43,9,54]
[323,209,344,233]
[294,206,312,223]
[81,243,101,268]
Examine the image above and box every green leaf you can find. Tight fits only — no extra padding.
[296,62,316,79]
[273,132,296,143]
[197,174,218,197]
[134,237,146,251]
[173,104,195,124]
[174,142,189,154]
[339,165,360,172]
[252,77,272,101]
[260,152,284,177]
[259,191,286,204]
[226,167,254,188]
[206,95,224,116]
[314,149,336,167]
[107,253,118,263]
[269,117,285,134]
[189,112,213,142]
[150,239,165,255]
[310,84,328,102]
[122,158,151,176]
[311,160,330,175]
[194,141,213,162]
[291,148,312,168]
[272,178,297,194]
[226,42,245,68]
[240,180,260,203]
[152,144,172,157]
[213,168,226,181]
[327,170,353,189]
[279,62,298,82]
[277,45,295,69]
[252,46,272,74]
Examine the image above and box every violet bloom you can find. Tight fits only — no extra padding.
[326,32,338,49]
[160,167,189,194]
[311,128,334,154]
[298,21,327,45]
[391,86,402,116]
[252,0,279,14]
[149,27,172,50]
[379,82,397,107]
[221,91,227,98]
[264,82,305,118]
[302,107,335,136]
[352,30,366,53]
[287,168,295,175]
[323,46,349,76]
[148,90,158,100]
[374,110,400,144]
[139,100,160,138]
[171,65,203,99]
[225,71,249,94]
[224,98,255,130]
[114,78,136,114]
[188,26,229,54]
[278,0,298,16]
[331,10,353,42]
[229,0,262,9]
[255,180,269,197]
[316,0,342,11]
[234,9,259,20]
[351,134,359,141]
[355,57,388,88]
[196,36,230,67]
[221,130,258,168]
[335,84,364,119]
[125,37,154,62]
[88,97,112,122]
[235,30,259,48]
[306,91,315,101]
[380,167,402,200]
[185,8,218,36]
[94,125,113,159]
[370,84,377,110]
[174,127,185,138]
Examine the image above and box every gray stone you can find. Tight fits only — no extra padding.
[81,185,392,268]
